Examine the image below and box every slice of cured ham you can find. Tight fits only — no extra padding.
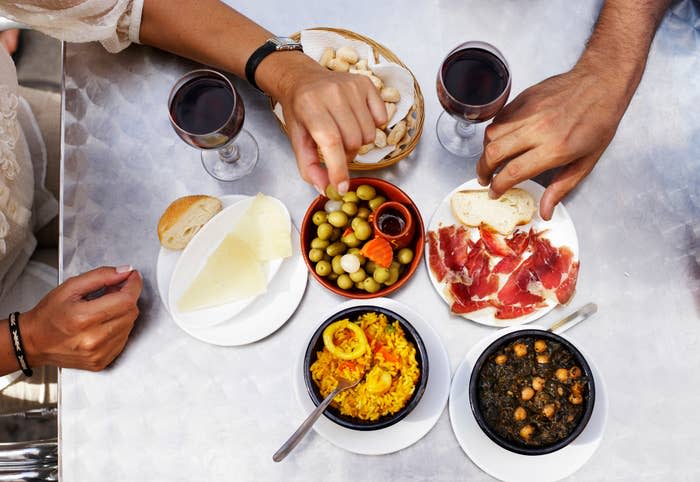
[438,225,470,271]
[480,227,515,257]
[556,260,579,304]
[428,231,448,282]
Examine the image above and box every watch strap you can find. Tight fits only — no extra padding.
[245,41,278,92]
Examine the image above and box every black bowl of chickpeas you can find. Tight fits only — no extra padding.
[468,329,595,455]
[300,177,424,299]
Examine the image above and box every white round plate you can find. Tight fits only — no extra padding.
[168,196,290,328]
[156,195,308,346]
[293,298,450,455]
[425,179,579,327]
[449,325,608,482]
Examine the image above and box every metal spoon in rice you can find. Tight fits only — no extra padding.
[273,376,361,462]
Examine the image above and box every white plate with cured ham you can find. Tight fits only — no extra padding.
[426,179,580,326]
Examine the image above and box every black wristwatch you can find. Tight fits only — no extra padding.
[245,37,304,92]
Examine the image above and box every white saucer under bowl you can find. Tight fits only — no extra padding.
[449,324,608,482]
[293,298,451,455]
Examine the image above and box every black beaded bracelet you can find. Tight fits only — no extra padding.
[8,312,33,377]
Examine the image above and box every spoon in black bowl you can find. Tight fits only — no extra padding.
[273,376,362,462]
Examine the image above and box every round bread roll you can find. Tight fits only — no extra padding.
[158,195,222,250]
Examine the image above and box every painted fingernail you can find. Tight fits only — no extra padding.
[116,265,133,274]
[313,184,324,195]
[337,181,349,196]
[488,188,497,199]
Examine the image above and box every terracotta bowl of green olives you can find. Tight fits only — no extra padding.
[301,177,425,299]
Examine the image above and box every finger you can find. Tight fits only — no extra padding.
[539,157,596,221]
[324,101,363,155]
[82,272,142,322]
[348,92,377,145]
[489,147,558,198]
[63,266,136,299]
[477,127,533,186]
[303,109,349,193]
[364,82,388,127]
[286,114,329,193]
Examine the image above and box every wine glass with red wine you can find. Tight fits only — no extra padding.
[436,41,511,159]
[168,69,258,181]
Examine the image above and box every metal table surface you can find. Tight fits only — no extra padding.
[59,1,700,480]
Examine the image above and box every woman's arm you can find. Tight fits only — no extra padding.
[476,0,672,219]
[139,0,386,195]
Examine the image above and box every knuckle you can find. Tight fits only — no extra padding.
[503,161,522,180]
[80,336,99,354]
[484,124,499,142]
[71,311,92,329]
[317,131,343,150]
[484,142,501,163]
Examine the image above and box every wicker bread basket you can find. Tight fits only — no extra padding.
[268,27,425,171]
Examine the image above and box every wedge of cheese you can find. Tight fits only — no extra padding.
[231,193,292,261]
[177,234,266,312]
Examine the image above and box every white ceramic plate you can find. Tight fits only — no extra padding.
[293,298,450,455]
[168,196,290,328]
[449,325,608,482]
[425,179,579,327]
[156,195,308,346]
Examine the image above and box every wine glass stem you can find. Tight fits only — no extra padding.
[455,121,476,139]
[219,143,240,164]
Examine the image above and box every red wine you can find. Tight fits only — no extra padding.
[171,77,235,135]
[437,47,510,122]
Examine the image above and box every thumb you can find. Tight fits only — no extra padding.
[540,159,594,221]
[63,266,137,298]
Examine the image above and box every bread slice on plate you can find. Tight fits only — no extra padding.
[450,188,536,235]
[158,195,222,250]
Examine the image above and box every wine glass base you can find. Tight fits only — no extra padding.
[201,129,259,182]
[436,112,484,160]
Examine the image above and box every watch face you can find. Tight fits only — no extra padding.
[271,37,303,51]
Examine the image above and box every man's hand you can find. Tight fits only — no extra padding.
[476,65,626,220]
[275,61,387,195]
[22,266,143,371]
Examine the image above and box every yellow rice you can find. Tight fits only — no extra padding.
[310,312,420,421]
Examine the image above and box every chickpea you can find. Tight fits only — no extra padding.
[519,425,534,441]
[569,366,582,378]
[536,354,550,364]
[495,354,508,365]
[534,340,547,353]
[543,403,556,418]
[569,393,583,405]
[557,387,564,396]
[513,342,528,358]
[521,387,535,401]
[513,406,527,421]
[532,376,545,392]
[555,368,569,382]
[571,382,583,396]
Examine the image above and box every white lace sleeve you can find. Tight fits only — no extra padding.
[0,0,144,53]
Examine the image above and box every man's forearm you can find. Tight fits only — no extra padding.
[576,0,671,102]
[138,0,313,98]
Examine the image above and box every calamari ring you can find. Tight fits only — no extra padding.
[322,320,369,360]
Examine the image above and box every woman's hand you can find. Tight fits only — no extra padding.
[272,59,387,195]
[476,64,631,220]
[21,266,143,371]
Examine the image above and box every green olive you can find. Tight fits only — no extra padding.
[355,281,365,290]
[347,248,365,264]
[342,191,359,203]
[308,248,324,263]
[397,248,414,265]
[351,217,363,231]
[328,272,339,282]
[332,255,345,275]
[369,196,387,211]
[357,207,371,220]
[330,228,342,241]
[325,184,342,201]
[384,266,400,286]
[312,211,327,226]
[363,277,381,293]
[337,274,354,290]
[365,260,377,274]
[341,233,361,248]
[341,202,358,216]
[328,211,349,228]
[356,184,377,201]
[353,220,372,241]
[315,260,331,277]
[317,223,333,240]
[349,268,367,283]
[310,238,329,249]
[326,242,347,257]
[323,253,332,263]
[373,267,390,283]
